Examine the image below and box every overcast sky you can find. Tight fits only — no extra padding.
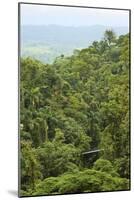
[20,4,129,27]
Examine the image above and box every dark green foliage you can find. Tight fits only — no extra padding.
[32,169,129,196]
[93,159,119,177]
[36,140,80,179]
[20,31,130,196]
[21,141,42,191]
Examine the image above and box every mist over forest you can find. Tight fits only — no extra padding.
[21,25,128,63]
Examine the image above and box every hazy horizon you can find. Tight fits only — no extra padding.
[21,24,129,28]
[20,3,129,64]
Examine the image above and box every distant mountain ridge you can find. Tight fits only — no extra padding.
[21,25,129,63]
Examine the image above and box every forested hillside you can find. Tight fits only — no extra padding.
[20,31,130,196]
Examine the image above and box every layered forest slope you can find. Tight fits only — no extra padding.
[20,31,130,196]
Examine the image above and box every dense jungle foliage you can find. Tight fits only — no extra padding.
[20,30,130,196]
